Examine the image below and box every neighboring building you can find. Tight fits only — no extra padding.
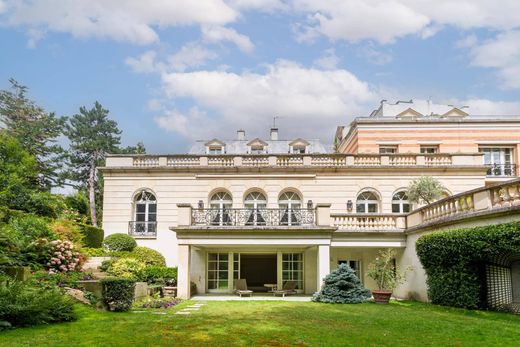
[101,100,520,300]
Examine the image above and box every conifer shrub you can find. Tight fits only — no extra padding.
[312,263,371,304]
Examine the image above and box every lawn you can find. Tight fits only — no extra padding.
[1,300,519,347]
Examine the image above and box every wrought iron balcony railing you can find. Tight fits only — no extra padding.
[486,164,516,177]
[192,208,315,227]
[128,221,157,238]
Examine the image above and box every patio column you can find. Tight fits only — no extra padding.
[317,245,330,291]
[177,245,191,299]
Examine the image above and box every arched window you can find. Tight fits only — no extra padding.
[133,190,157,235]
[279,191,302,226]
[244,191,267,226]
[210,191,232,226]
[356,191,379,213]
[392,191,410,213]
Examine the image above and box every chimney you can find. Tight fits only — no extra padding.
[237,129,245,140]
[270,128,278,141]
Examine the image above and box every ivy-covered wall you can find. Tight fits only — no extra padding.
[416,221,520,310]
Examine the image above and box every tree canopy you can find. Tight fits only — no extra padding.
[0,79,66,190]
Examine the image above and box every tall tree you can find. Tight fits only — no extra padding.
[0,79,66,190]
[65,102,122,227]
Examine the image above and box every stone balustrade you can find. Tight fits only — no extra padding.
[407,178,520,228]
[332,214,406,231]
[106,153,484,169]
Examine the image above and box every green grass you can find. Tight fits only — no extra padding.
[1,300,519,347]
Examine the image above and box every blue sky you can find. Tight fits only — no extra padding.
[1,1,519,152]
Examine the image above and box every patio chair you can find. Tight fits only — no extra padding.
[235,279,253,297]
[273,280,297,297]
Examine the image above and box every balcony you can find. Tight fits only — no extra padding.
[332,213,406,232]
[486,164,517,177]
[105,153,486,170]
[128,221,157,238]
[407,178,520,229]
[191,208,315,227]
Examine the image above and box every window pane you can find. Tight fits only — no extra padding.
[356,204,365,213]
[368,204,378,213]
[392,204,400,213]
[208,253,217,261]
[403,204,410,213]
[148,204,157,213]
[136,204,146,213]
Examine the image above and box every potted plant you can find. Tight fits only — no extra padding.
[367,248,411,304]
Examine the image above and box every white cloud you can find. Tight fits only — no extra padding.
[125,51,159,73]
[313,48,340,70]
[2,0,238,45]
[467,30,520,89]
[292,0,520,44]
[125,43,218,74]
[458,99,520,116]
[168,42,218,72]
[0,1,7,14]
[202,25,254,53]
[293,0,430,44]
[157,60,377,139]
[154,107,218,139]
[357,45,392,65]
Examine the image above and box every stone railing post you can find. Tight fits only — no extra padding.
[315,203,331,226]
[200,156,208,166]
[416,155,425,166]
[158,156,167,166]
[233,156,242,166]
[177,204,193,226]
[473,190,492,211]
[268,156,277,166]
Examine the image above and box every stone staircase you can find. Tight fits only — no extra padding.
[82,256,111,279]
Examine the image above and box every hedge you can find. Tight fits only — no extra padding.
[416,221,520,310]
[101,278,136,312]
[78,224,104,248]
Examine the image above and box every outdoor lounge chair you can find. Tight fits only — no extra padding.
[273,280,297,297]
[235,279,253,297]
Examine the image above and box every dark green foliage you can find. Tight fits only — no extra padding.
[133,246,166,266]
[27,191,67,218]
[78,223,104,248]
[0,131,39,210]
[416,221,520,310]
[312,264,371,304]
[103,233,136,251]
[101,278,135,312]
[30,270,86,290]
[0,280,76,327]
[7,214,56,244]
[65,102,122,227]
[140,266,177,285]
[0,79,66,190]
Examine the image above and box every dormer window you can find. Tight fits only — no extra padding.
[205,139,226,155]
[247,138,268,154]
[289,138,310,154]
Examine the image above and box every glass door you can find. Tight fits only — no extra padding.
[207,253,229,292]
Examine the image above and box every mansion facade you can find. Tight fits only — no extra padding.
[101,100,520,299]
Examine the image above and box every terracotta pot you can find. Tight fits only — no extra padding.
[372,290,392,304]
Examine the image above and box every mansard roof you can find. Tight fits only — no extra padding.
[190,137,329,154]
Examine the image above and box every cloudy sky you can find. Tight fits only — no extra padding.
[1,0,520,152]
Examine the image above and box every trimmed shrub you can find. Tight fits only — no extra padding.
[103,233,136,252]
[0,280,76,327]
[416,221,520,310]
[312,263,371,304]
[133,246,166,266]
[140,266,177,285]
[78,223,104,248]
[101,278,136,312]
[106,258,145,279]
[27,192,67,219]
